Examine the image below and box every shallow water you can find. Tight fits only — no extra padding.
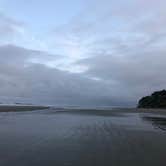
[0,109,166,166]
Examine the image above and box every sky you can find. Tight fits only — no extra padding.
[0,0,166,106]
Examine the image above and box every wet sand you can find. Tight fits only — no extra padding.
[0,108,166,166]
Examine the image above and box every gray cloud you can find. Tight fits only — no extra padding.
[0,12,23,39]
[51,0,166,104]
[0,44,125,106]
[79,50,166,97]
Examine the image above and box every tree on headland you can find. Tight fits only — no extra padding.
[138,90,166,108]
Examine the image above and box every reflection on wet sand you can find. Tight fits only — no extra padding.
[142,116,166,131]
[0,109,166,166]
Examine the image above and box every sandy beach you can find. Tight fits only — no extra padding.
[0,107,166,166]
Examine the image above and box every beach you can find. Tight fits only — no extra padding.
[0,106,166,166]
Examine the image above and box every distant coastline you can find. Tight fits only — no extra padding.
[0,105,49,112]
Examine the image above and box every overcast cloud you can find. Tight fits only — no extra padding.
[0,0,166,106]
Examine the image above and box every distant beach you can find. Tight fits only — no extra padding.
[0,105,49,112]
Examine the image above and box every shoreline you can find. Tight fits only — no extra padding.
[0,105,49,112]
[0,105,166,114]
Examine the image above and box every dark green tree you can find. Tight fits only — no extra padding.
[138,90,166,108]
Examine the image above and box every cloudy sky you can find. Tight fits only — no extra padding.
[0,0,166,106]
